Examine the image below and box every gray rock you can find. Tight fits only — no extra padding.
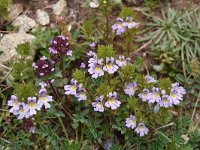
[52,0,67,15]
[0,33,36,64]
[9,3,23,21]
[12,15,36,32]
[36,9,50,26]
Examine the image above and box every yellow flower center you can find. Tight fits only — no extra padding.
[41,97,47,101]
[97,102,103,107]
[107,64,113,69]
[20,109,24,113]
[95,67,101,72]
[131,119,135,124]
[131,86,135,92]
[109,98,115,104]
[140,126,144,130]
[142,93,147,97]
[71,85,76,91]
[118,23,122,28]
[163,99,168,103]
[13,101,18,106]
[171,93,177,99]
[29,102,36,108]
[153,93,159,98]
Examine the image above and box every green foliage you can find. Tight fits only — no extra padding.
[96,83,114,96]
[139,8,200,72]
[16,42,33,58]
[81,18,96,39]
[32,27,58,55]
[72,69,85,83]
[12,60,35,81]
[11,42,35,82]
[158,78,172,94]
[0,0,12,19]
[13,83,38,102]
[119,7,136,19]
[97,45,116,59]
[119,64,135,81]
[144,0,159,9]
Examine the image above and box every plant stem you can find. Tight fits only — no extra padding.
[80,124,85,142]
[49,82,61,101]
[187,92,200,134]
[49,82,72,115]
[58,116,69,140]
[76,128,79,142]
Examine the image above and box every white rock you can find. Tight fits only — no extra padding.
[0,33,36,64]
[9,3,23,21]
[52,0,67,15]
[12,15,36,32]
[36,9,50,26]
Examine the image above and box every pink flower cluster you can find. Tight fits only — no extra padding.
[92,92,121,112]
[8,82,53,120]
[125,115,149,137]
[112,17,138,35]
[64,79,87,101]
[87,51,130,78]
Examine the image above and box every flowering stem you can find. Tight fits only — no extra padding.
[61,58,65,78]
[49,82,72,115]
[49,82,61,100]
[58,116,69,140]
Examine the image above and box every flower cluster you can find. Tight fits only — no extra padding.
[32,56,55,78]
[112,17,138,35]
[64,79,87,101]
[125,115,149,137]
[8,82,53,120]
[87,52,130,78]
[49,35,72,57]
[137,78,186,108]
[92,92,121,112]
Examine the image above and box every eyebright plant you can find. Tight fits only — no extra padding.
[3,5,195,149]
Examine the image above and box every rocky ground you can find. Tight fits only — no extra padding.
[1,0,200,72]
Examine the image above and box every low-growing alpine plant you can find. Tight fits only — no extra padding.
[2,3,199,149]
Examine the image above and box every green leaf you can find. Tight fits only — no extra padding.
[72,69,85,83]
[97,45,116,59]
[158,78,172,94]
[16,42,33,57]
[175,73,185,82]
[119,7,137,19]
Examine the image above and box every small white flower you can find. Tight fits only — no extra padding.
[25,97,40,116]
[138,89,149,102]
[18,103,30,120]
[148,87,161,103]
[89,0,99,8]
[64,79,78,95]
[8,95,20,114]
[116,55,127,67]
[75,84,87,101]
[135,123,149,137]
[105,92,121,110]
[103,57,118,74]
[145,75,157,83]
[125,115,137,129]
[37,88,53,109]
[92,96,104,112]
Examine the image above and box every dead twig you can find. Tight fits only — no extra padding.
[0,68,13,83]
